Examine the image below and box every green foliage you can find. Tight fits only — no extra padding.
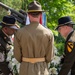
[13,65,19,75]
[0,8,7,21]
[2,0,22,10]
[54,34,65,55]
[21,0,28,10]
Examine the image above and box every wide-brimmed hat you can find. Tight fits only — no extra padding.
[0,15,20,29]
[27,1,45,13]
[55,16,75,30]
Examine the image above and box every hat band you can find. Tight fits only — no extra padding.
[27,10,44,12]
[2,21,16,26]
[59,21,73,25]
[64,21,73,24]
[2,21,20,28]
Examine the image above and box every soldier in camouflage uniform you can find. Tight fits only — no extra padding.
[56,16,75,75]
[0,15,19,75]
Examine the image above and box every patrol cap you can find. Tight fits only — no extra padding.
[55,16,75,30]
[0,15,20,29]
[27,1,45,13]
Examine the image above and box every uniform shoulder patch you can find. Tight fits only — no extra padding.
[67,41,74,52]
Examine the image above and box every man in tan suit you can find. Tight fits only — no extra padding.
[14,1,54,75]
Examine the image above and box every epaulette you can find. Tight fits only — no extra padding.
[70,31,75,42]
[66,31,74,43]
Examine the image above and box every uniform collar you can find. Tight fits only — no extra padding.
[66,30,74,42]
[30,21,39,25]
[0,30,12,45]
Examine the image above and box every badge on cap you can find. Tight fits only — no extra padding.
[67,41,74,52]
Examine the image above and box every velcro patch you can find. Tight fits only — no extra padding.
[67,42,74,52]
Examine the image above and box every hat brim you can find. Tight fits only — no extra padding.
[0,22,20,29]
[9,24,20,29]
[9,25,19,29]
[55,25,64,30]
[27,10,45,13]
[55,22,75,30]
